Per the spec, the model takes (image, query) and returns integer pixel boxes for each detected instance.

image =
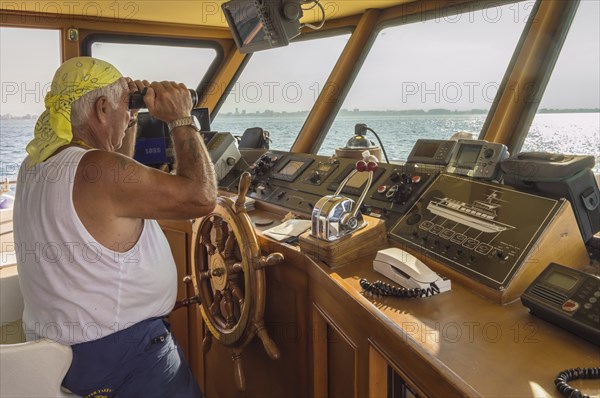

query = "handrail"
[1,179,17,196]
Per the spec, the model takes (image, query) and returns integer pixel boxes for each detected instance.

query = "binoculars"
[128,87,198,109]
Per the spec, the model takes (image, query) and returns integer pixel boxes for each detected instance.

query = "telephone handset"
[362,248,451,298]
[374,248,439,288]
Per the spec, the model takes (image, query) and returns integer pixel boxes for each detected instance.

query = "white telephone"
[373,248,451,293]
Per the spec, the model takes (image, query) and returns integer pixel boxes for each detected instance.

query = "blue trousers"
[62,318,202,398]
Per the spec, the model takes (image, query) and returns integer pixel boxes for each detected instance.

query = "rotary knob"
[226,157,237,166]
[309,170,321,183]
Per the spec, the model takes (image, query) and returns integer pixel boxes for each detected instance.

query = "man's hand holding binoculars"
[127,79,198,123]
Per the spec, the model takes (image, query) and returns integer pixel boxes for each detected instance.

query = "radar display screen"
[456,144,481,169]
[413,142,440,158]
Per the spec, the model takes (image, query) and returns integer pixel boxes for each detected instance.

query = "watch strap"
[167,116,200,132]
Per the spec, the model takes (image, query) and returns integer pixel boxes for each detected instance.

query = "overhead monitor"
[222,0,302,54]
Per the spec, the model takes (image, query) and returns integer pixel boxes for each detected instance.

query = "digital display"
[456,144,482,169]
[279,160,305,177]
[545,272,578,291]
[414,142,440,158]
[226,3,268,46]
[346,171,370,189]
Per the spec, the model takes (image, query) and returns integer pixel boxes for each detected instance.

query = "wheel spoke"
[219,222,230,253]
[230,262,243,274]
[201,220,216,255]
[222,289,237,328]
[229,281,245,308]
[213,217,226,253]
[213,314,227,329]
[224,231,236,259]
[210,290,222,316]
[199,270,212,280]
[209,290,228,328]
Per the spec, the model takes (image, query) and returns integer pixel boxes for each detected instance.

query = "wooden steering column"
[190,172,283,391]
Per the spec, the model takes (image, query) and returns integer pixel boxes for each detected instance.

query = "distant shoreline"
[2,108,599,120]
[217,108,600,118]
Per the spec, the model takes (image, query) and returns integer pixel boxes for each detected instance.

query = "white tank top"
[14,147,177,345]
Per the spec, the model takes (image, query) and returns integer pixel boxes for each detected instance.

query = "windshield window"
[212,33,351,150]
[90,41,217,91]
[522,1,600,172]
[320,2,534,160]
[1,27,61,183]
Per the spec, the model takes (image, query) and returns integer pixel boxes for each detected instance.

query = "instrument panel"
[219,150,439,226]
[389,174,563,291]
[218,147,587,302]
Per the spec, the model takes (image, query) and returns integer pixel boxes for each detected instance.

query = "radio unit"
[406,139,456,166]
[446,139,508,180]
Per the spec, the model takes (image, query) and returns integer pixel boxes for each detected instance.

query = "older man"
[14,57,215,397]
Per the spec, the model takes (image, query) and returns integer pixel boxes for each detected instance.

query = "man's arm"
[74,81,217,220]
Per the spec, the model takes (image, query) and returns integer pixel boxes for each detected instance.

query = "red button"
[561,299,579,313]
[411,175,421,184]
[377,185,387,194]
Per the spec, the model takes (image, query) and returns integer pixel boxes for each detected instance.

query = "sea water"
[1,113,599,187]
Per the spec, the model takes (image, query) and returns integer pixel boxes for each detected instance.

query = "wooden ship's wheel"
[190,172,284,391]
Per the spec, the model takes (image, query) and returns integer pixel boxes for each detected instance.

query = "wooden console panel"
[161,205,599,397]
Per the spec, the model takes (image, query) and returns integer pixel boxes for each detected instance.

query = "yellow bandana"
[26,57,123,166]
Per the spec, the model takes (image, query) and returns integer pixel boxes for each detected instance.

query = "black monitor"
[133,108,211,166]
[222,0,302,54]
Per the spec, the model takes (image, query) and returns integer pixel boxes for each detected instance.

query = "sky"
[0,0,598,116]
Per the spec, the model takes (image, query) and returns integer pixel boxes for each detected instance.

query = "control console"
[219,150,439,226]
[388,173,579,302]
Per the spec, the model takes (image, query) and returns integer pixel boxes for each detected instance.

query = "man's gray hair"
[71,79,125,129]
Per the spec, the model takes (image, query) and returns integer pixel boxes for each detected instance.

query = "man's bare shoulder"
[75,150,145,186]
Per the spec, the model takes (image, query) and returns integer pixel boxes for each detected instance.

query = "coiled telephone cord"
[359,278,440,298]
[555,367,599,398]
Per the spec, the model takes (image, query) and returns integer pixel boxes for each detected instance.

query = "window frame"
[299,0,542,155]
[212,27,354,135]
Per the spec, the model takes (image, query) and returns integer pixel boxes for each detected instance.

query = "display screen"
[226,3,268,46]
[346,171,370,189]
[279,160,305,177]
[414,142,440,158]
[456,144,482,169]
[545,272,578,291]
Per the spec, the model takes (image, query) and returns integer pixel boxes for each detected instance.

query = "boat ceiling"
[1,1,416,27]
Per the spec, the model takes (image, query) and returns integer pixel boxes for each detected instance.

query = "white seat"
[0,339,78,397]
[1,263,79,397]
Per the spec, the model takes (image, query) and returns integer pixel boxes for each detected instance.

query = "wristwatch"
[167,115,201,133]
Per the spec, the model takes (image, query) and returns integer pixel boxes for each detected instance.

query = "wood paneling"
[160,225,191,361]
